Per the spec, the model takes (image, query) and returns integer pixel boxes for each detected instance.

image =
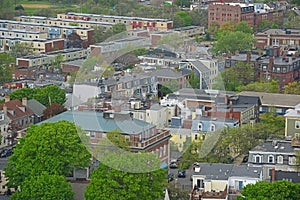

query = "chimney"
[22,97,27,107]
[269,57,274,73]
[224,95,229,105]
[246,52,251,63]
[3,105,7,115]
[271,167,275,182]
[5,96,10,103]
[114,105,121,112]
[273,46,279,57]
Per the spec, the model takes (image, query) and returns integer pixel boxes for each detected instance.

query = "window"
[194,134,198,140]
[198,123,202,131]
[295,121,300,129]
[90,132,95,138]
[254,155,262,163]
[125,135,130,142]
[268,155,274,163]
[289,156,296,165]
[235,180,243,190]
[277,155,283,164]
[196,179,204,189]
[179,134,182,139]
[295,133,300,139]
[210,124,215,132]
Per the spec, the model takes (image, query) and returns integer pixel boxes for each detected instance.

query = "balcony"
[190,185,227,200]
[129,129,170,149]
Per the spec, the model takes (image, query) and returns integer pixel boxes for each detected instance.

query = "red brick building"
[255,28,300,49]
[208,2,255,28]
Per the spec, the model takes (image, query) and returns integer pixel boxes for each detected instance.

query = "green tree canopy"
[10,43,34,58]
[10,174,74,200]
[33,85,66,107]
[188,71,200,89]
[234,21,253,34]
[237,180,300,200]
[0,52,14,84]
[160,80,179,96]
[212,31,256,55]
[284,81,300,95]
[112,23,127,34]
[237,80,279,93]
[5,121,91,188]
[85,153,166,200]
[173,11,192,28]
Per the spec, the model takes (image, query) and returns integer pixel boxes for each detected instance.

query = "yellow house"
[169,128,191,152]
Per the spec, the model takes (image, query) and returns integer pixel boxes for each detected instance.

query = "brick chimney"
[271,167,275,182]
[246,52,251,63]
[3,104,7,115]
[5,96,10,103]
[22,97,27,107]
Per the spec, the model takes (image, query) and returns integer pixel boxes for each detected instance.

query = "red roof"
[0,99,34,120]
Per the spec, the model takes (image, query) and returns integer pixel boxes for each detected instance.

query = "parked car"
[0,149,13,158]
[169,159,178,168]
[178,170,186,178]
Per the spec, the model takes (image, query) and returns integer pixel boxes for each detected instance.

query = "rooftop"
[40,110,155,135]
[193,163,262,180]
[250,140,296,153]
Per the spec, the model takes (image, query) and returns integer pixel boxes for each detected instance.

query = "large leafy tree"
[85,153,166,200]
[284,81,300,95]
[10,174,74,200]
[43,103,67,119]
[173,11,192,28]
[237,80,279,93]
[234,21,253,34]
[237,180,300,200]
[9,85,66,107]
[0,52,14,84]
[188,71,200,89]
[10,43,33,58]
[33,85,66,107]
[5,121,91,188]
[212,31,256,55]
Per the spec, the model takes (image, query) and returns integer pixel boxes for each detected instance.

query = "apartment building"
[57,12,173,31]
[0,36,64,53]
[0,19,94,45]
[0,28,47,39]
[16,48,90,68]
[255,28,300,49]
[208,2,255,28]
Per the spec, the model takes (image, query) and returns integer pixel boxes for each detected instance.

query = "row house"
[191,163,262,200]
[248,140,299,181]
[15,15,113,32]
[0,19,94,46]
[98,74,157,99]
[90,36,151,55]
[57,12,173,31]
[0,37,64,53]
[208,2,255,28]
[179,60,211,89]
[255,28,300,49]
[208,94,261,125]
[17,48,90,68]
[173,26,205,42]
[0,97,34,146]
[0,28,47,39]
[151,68,189,93]
[225,49,300,91]
[41,110,171,165]
[238,91,300,115]
[137,55,181,69]
[254,9,285,30]
[284,103,300,141]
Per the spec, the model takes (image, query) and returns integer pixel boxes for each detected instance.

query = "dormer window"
[210,124,215,132]
[277,155,283,164]
[254,155,262,163]
[268,155,274,163]
[295,121,300,129]
[198,123,202,131]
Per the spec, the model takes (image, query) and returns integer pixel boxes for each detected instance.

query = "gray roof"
[194,116,239,123]
[27,99,46,117]
[238,91,300,108]
[193,163,262,180]
[40,110,155,134]
[229,53,261,62]
[250,140,296,153]
[274,170,300,183]
[62,59,86,67]
[150,103,164,111]
[189,60,210,73]
[151,68,185,78]
[64,94,84,109]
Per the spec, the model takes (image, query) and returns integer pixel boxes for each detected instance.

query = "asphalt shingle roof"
[27,99,46,117]
[250,140,295,153]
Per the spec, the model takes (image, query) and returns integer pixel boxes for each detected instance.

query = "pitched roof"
[238,91,300,108]
[0,99,34,120]
[193,163,262,180]
[151,68,185,78]
[250,140,295,153]
[27,99,46,117]
[40,110,155,135]
[274,170,300,183]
